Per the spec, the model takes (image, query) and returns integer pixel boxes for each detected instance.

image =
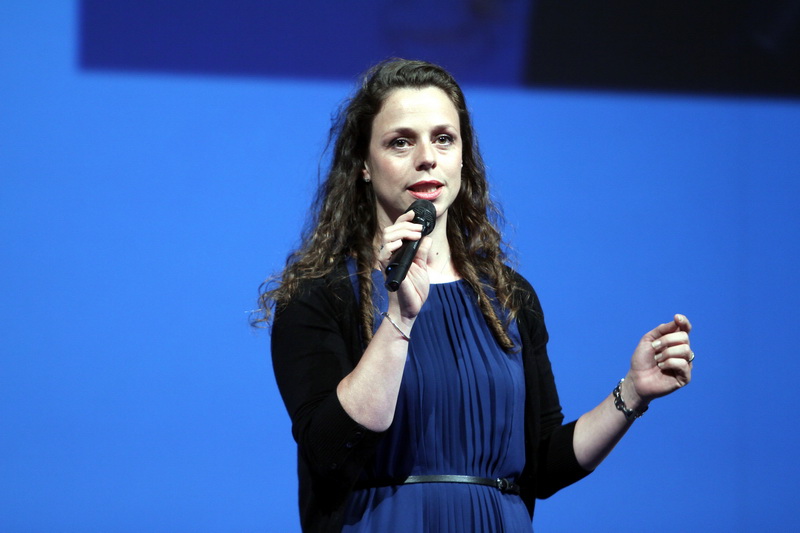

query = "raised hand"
[628,314,694,403]
[378,209,433,322]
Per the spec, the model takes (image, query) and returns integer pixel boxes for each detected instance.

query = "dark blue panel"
[525,0,800,98]
[80,0,800,97]
[79,0,532,86]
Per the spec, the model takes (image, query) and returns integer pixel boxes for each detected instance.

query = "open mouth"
[408,181,443,200]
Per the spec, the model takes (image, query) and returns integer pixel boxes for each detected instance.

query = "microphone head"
[407,199,436,236]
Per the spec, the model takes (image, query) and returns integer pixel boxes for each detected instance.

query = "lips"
[408,180,443,201]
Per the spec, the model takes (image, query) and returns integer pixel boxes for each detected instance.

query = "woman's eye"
[435,134,453,145]
[391,138,410,148]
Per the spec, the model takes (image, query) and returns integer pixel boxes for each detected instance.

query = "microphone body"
[384,200,436,292]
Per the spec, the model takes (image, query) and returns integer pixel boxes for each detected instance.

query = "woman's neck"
[426,225,459,282]
[427,250,459,283]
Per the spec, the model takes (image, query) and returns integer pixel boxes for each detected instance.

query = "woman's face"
[364,86,462,228]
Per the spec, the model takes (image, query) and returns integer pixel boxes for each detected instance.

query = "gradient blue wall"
[2,3,800,531]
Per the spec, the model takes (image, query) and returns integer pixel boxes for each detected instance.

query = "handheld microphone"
[384,199,436,292]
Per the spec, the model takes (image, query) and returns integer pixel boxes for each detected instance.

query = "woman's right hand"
[335,212,432,431]
[378,209,433,323]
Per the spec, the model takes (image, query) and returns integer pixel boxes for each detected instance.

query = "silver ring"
[688,351,695,363]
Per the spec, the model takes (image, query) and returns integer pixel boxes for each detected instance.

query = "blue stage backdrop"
[2,3,800,532]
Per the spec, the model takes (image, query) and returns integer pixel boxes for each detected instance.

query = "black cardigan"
[271,261,590,532]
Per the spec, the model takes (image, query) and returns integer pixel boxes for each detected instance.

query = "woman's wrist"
[387,300,418,328]
[620,373,650,412]
[381,311,411,341]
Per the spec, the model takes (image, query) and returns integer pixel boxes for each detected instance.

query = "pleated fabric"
[342,271,531,532]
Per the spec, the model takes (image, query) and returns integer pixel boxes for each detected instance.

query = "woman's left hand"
[628,314,694,404]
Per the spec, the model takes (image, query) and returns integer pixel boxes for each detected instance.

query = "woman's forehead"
[373,87,459,130]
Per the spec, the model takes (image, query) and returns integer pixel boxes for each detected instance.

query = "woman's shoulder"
[502,266,548,348]
[276,259,356,315]
[504,265,532,289]
[501,265,541,309]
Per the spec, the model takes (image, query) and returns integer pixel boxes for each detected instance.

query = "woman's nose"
[415,142,437,171]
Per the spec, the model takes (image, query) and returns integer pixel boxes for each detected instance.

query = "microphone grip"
[384,238,422,292]
[383,199,436,292]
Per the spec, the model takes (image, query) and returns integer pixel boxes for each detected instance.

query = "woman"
[257,59,693,532]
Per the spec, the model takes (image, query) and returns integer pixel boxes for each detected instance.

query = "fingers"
[378,211,425,263]
[675,313,692,333]
[650,314,692,339]
[631,315,695,397]
[652,354,692,387]
[650,325,693,388]
[651,328,694,367]
[384,222,423,244]
[653,339,693,364]
[393,236,432,320]
[652,330,689,352]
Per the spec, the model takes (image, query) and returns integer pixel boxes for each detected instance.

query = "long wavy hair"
[256,59,523,351]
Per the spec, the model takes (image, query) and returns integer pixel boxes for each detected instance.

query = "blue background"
[3,3,800,531]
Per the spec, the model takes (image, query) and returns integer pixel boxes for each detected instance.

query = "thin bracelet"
[381,312,410,341]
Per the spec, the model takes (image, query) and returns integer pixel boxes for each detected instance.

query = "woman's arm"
[335,308,419,432]
[336,214,433,432]
[573,315,694,471]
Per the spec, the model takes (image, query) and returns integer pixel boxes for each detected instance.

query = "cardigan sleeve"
[271,273,384,503]
[514,272,591,505]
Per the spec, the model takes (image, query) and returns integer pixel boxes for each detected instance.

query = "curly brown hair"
[256,59,523,351]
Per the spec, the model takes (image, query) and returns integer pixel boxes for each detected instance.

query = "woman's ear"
[362,164,371,183]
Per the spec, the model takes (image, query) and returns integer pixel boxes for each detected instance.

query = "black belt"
[355,475,521,495]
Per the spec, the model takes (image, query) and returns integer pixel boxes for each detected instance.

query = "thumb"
[415,236,433,267]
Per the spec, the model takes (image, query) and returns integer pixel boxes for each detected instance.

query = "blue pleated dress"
[341,268,532,532]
